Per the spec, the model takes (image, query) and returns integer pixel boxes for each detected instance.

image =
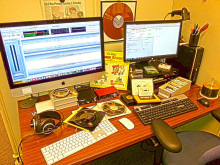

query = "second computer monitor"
[124,20,182,64]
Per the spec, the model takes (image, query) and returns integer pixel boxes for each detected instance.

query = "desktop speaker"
[166,44,204,84]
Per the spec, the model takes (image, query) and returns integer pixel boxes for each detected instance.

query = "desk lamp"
[165,7,190,21]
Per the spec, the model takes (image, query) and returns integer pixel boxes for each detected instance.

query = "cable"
[196,86,202,99]
[164,12,171,20]
[17,133,43,165]
[141,139,156,152]
[58,110,65,125]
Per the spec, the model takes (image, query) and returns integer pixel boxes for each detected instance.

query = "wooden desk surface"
[18,85,220,165]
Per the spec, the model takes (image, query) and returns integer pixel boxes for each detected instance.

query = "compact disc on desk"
[73,109,98,128]
[52,88,70,98]
[101,101,126,116]
[103,2,134,40]
[67,108,106,131]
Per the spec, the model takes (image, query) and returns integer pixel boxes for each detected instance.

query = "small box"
[158,77,191,98]
[121,93,136,106]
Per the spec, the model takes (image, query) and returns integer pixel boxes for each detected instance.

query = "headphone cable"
[17,132,44,165]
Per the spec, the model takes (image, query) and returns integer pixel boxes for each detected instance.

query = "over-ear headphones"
[30,111,62,135]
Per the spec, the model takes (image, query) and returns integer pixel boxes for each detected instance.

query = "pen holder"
[189,33,200,47]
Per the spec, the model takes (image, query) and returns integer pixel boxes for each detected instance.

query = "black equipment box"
[77,88,97,105]
[166,44,204,84]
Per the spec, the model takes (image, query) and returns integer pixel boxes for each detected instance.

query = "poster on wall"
[40,0,85,20]
[101,1,137,43]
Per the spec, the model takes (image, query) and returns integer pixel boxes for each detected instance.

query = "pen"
[199,23,209,33]
[194,27,200,35]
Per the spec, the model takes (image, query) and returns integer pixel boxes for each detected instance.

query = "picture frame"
[101,1,137,43]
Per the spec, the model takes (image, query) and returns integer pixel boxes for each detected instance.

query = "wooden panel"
[18,85,220,165]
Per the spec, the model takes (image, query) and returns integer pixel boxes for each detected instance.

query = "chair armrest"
[211,108,220,122]
[151,119,182,153]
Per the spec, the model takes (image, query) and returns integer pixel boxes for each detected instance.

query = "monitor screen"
[124,20,182,62]
[0,17,104,97]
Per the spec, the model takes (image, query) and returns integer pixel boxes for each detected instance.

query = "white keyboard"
[41,120,118,165]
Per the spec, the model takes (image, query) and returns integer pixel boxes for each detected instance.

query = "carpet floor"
[85,141,154,165]
[0,112,15,165]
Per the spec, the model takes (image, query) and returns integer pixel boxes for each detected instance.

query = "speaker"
[30,111,62,135]
[166,44,204,84]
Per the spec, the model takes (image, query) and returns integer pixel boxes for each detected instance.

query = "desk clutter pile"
[36,51,191,113]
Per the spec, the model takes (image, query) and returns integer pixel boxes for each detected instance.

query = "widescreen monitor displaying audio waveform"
[0,17,104,97]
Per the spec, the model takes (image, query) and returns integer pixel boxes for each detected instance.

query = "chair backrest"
[198,145,220,165]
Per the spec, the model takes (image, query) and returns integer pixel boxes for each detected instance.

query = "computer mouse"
[197,98,210,107]
[119,118,134,130]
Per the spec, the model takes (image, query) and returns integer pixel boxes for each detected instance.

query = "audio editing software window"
[0,21,102,85]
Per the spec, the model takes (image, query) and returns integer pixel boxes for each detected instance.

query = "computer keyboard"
[41,119,118,165]
[134,94,198,125]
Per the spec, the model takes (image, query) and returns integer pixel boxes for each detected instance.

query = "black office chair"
[150,108,220,165]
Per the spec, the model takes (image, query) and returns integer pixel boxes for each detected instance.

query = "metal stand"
[18,94,39,109]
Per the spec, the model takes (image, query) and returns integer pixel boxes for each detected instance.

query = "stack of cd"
[49,86,78,110]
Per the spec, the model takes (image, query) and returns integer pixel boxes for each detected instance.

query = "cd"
[101,101,126,116]
[121,93,136,106]
[126,95,133,100]
[103,2,134,40]
[52,88,70,98]
[68,108,106,131]
[73,109,97,128]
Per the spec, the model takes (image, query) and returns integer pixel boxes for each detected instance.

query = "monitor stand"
[147,58,161,69]
[19,94,39,109]
[134,58,162,70]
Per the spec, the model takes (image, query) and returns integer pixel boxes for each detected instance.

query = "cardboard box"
[158,77,191,98]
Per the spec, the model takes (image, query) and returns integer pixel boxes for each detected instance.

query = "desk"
[18,85,220,165]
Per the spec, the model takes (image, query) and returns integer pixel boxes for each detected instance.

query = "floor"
[86,141,154,165]
[0,112,15,165]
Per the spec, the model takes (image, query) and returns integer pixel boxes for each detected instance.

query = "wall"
[173,0,220,135]
[173,0,220,92]
[104,0,174,52]
[0,0,173,153]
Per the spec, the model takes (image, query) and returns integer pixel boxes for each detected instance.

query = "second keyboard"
[134,94,198,125]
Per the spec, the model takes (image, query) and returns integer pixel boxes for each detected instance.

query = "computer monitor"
[124,20,182,67]
[0,17,104,99]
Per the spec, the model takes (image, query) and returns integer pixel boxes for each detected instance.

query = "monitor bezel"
[124,20,182,62]
[0,17,105,90]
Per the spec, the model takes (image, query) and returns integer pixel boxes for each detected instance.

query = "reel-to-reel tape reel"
[98,100,131,119]
[101,101,126,116]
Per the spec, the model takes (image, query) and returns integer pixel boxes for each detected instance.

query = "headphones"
[30,111,62,135]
